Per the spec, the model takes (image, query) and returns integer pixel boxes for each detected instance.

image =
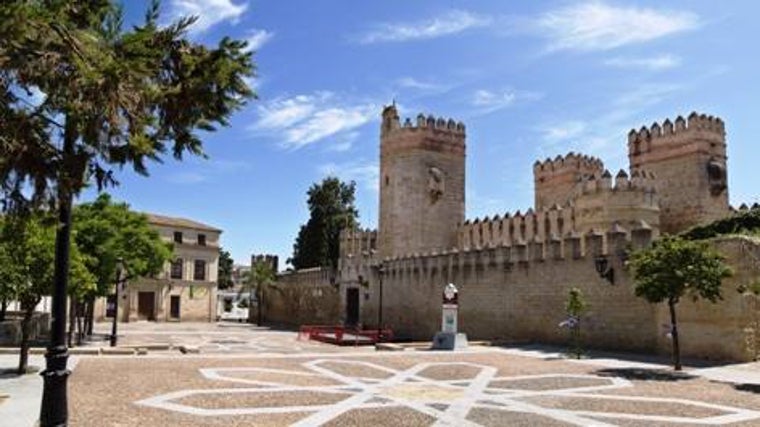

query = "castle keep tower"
[378,105,465,258]
[534,153,604,210]
[628,112,729,234]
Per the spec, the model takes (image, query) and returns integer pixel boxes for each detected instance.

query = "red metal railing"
[298,325,393,345]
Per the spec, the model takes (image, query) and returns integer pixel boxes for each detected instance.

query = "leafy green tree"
[1,2,253,418]
[289,177,358,269]
[0,220,23,322]
[217,249,234,290]
[73,193,172,335]
[560,287,588,359]
[629,235,732,370]
[243,261,276,325]
[0,214,94,374]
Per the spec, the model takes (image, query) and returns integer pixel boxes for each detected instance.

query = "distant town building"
[96,213,222,322]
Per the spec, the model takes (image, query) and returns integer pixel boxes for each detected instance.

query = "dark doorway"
[346,288,360,326]
[170,295,181,320]
[137,292,156,321]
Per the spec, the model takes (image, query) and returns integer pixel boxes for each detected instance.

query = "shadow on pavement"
[594,367,697,382]
[734,383,760,394]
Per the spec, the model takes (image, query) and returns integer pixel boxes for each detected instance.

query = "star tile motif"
[136,359,760,426]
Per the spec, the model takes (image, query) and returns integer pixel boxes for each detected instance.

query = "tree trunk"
[257,284,263,326]
[0,299,7,322]
[85,295,95,336]
[248,286,255,324]
[18,304,36,375]
[76,303,83,346]
[668,298,682,371]
[67,298,75,347]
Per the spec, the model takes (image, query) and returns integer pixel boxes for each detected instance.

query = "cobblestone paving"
[70,348,760,426]
[91,322,354,354]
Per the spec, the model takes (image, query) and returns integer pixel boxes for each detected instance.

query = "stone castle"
[264,105,759,362]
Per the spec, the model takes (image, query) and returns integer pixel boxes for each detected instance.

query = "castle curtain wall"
[278,235,758,362]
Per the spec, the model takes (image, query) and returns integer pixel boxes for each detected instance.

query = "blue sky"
[93,0,760,266]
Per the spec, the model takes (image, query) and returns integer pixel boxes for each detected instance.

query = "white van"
[217,291,254,322]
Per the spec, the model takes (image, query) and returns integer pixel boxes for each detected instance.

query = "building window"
[194,259,206,281]
[171,258,183,280]
[198,234,206,246]
[173,231,183,244]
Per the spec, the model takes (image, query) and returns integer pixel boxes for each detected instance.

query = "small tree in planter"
[560,287,588,359]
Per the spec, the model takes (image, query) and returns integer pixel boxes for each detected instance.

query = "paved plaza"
[3,323,760,426]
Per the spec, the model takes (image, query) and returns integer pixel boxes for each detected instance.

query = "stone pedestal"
[431,332,468,350]
[430,283,467,350]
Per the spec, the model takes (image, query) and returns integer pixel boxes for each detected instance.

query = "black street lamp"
[39,160,74,426]
[110,258,127,347]
[376,263,385,342]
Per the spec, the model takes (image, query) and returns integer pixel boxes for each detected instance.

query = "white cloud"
[395,77,446,92]
[533,82,685,168]
[533,1,698,51]
[252,92,378,150]
[326,132,359,152]
[540,121,587,142]
[604,54,681,71]
[167,0,247,34]
[319,161,379,192]
[357,10,491,44]
[471,89,541,114]
[473,89,516,108]
[244,29,273,51]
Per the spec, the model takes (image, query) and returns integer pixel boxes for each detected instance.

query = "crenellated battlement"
[252,254,280,273]
[457,203,575,250]
[628,112,725,158]
[576,168,657,195]
[385,222,654,274]
[459,166,659,251]
[628,111,729,234]
[533,152,604,175]
[339,227,378,258]
[381,105,465,136]
[534,152,605,210]
[573,168,660,235]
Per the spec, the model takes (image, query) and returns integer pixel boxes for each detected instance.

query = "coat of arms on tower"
[428,166,445,202]
[707,159,727,196]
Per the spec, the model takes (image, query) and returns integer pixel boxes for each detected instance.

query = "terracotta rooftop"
[145,213,222,233]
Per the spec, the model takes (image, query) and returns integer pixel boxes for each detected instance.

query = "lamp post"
[111,257,126,347]
[376,264,385,342]
[110,258,126,347]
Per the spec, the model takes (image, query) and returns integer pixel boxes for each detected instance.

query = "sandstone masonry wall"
[264,267,340,327]
[628,112,729,234]
[378,106,465,258]
[534,153,604,210]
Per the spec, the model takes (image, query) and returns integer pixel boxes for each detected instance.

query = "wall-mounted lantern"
[594,255,615,285]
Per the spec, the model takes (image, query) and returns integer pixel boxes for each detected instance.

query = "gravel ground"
[467,408,575,426]
[177,390,351,409]
[523,394,726,417]
[68,350,760,426]
[322,407,435,426]
[489,376,610,391]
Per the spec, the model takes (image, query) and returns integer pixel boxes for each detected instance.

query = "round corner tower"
[378,105,465,258]
[628,112,729,234]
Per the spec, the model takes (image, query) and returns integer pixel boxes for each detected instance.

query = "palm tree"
[242,262,276,325]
